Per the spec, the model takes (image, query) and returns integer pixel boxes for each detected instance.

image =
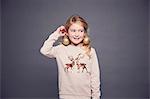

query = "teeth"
[73,36,80,39]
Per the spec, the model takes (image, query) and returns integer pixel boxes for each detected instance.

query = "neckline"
[68,44,87,52]
[69,43,83,48]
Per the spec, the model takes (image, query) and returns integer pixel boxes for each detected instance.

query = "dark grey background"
[0,0,1,98]
[1,0,149,99]
[149,0,150,98]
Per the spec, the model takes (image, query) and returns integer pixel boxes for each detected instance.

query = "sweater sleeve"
[90,48,101,99]
[40,31,60,58]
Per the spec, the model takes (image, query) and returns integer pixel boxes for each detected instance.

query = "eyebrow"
[69,28,84,30]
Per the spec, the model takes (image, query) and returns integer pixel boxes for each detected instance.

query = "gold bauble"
[62,35,70,46]
[83,36,90,45]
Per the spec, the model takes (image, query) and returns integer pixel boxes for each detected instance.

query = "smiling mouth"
[73,36,80,40]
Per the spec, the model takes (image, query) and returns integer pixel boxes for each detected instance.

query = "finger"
[59,32,66,36]
[60,29,66,33]
[60,26,66,30]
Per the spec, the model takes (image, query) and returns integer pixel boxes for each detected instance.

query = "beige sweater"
[40,31,101,99]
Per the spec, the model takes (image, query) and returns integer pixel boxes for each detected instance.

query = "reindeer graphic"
[64,56,75,72]
[64,53,88,73]
[75,53,88,73]
[77,63,88,73]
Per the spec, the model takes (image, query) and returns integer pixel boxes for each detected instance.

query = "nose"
[75,31,80,35]
[74,33,80,37]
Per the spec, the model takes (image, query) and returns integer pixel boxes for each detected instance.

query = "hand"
[56,26,66,37]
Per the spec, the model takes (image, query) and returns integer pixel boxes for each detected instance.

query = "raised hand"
[55,26,67,37]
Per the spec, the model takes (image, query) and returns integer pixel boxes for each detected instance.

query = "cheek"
[68,31,74,35]
[80,32,85,37]
[68,33,74,37]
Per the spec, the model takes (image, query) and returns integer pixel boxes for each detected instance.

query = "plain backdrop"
[1,0,149,99]
[0,0,1,98]
[149,0,150,98]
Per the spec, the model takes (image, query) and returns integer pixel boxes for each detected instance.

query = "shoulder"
[90,47,97,54]
[54,43,67,50]
[90,47,100,57]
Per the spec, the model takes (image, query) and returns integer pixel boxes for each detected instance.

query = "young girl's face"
[67,23,85,45]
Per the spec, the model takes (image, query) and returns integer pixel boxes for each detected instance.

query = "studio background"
[1,0,149,99]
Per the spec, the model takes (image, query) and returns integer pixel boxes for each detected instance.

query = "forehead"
[69,23,84,29]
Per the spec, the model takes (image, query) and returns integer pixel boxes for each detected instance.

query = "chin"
[70,38,83,45]
[71,41,82,45]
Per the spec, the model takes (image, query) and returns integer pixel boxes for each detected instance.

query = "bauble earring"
[83,35,90,45]
[62,35,70,46]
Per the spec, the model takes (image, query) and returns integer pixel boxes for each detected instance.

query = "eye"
[80,30,84,32]
[79,29,84,33]
[70,29,76,32]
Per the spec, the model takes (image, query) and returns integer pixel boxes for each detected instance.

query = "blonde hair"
[64,15,91,57]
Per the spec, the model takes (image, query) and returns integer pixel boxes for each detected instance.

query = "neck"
[71,43,83,47]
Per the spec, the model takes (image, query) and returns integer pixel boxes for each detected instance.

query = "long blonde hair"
[64,15,91,57]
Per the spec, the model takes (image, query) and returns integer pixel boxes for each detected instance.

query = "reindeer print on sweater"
[64,53,89,73]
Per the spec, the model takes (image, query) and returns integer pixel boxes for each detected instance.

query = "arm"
[90,48,101,99]
[40,26,65,58]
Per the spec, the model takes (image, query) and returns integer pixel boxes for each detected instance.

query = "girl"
[40,15,101,99]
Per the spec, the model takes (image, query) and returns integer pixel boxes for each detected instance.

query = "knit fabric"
[40,32,101,99]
